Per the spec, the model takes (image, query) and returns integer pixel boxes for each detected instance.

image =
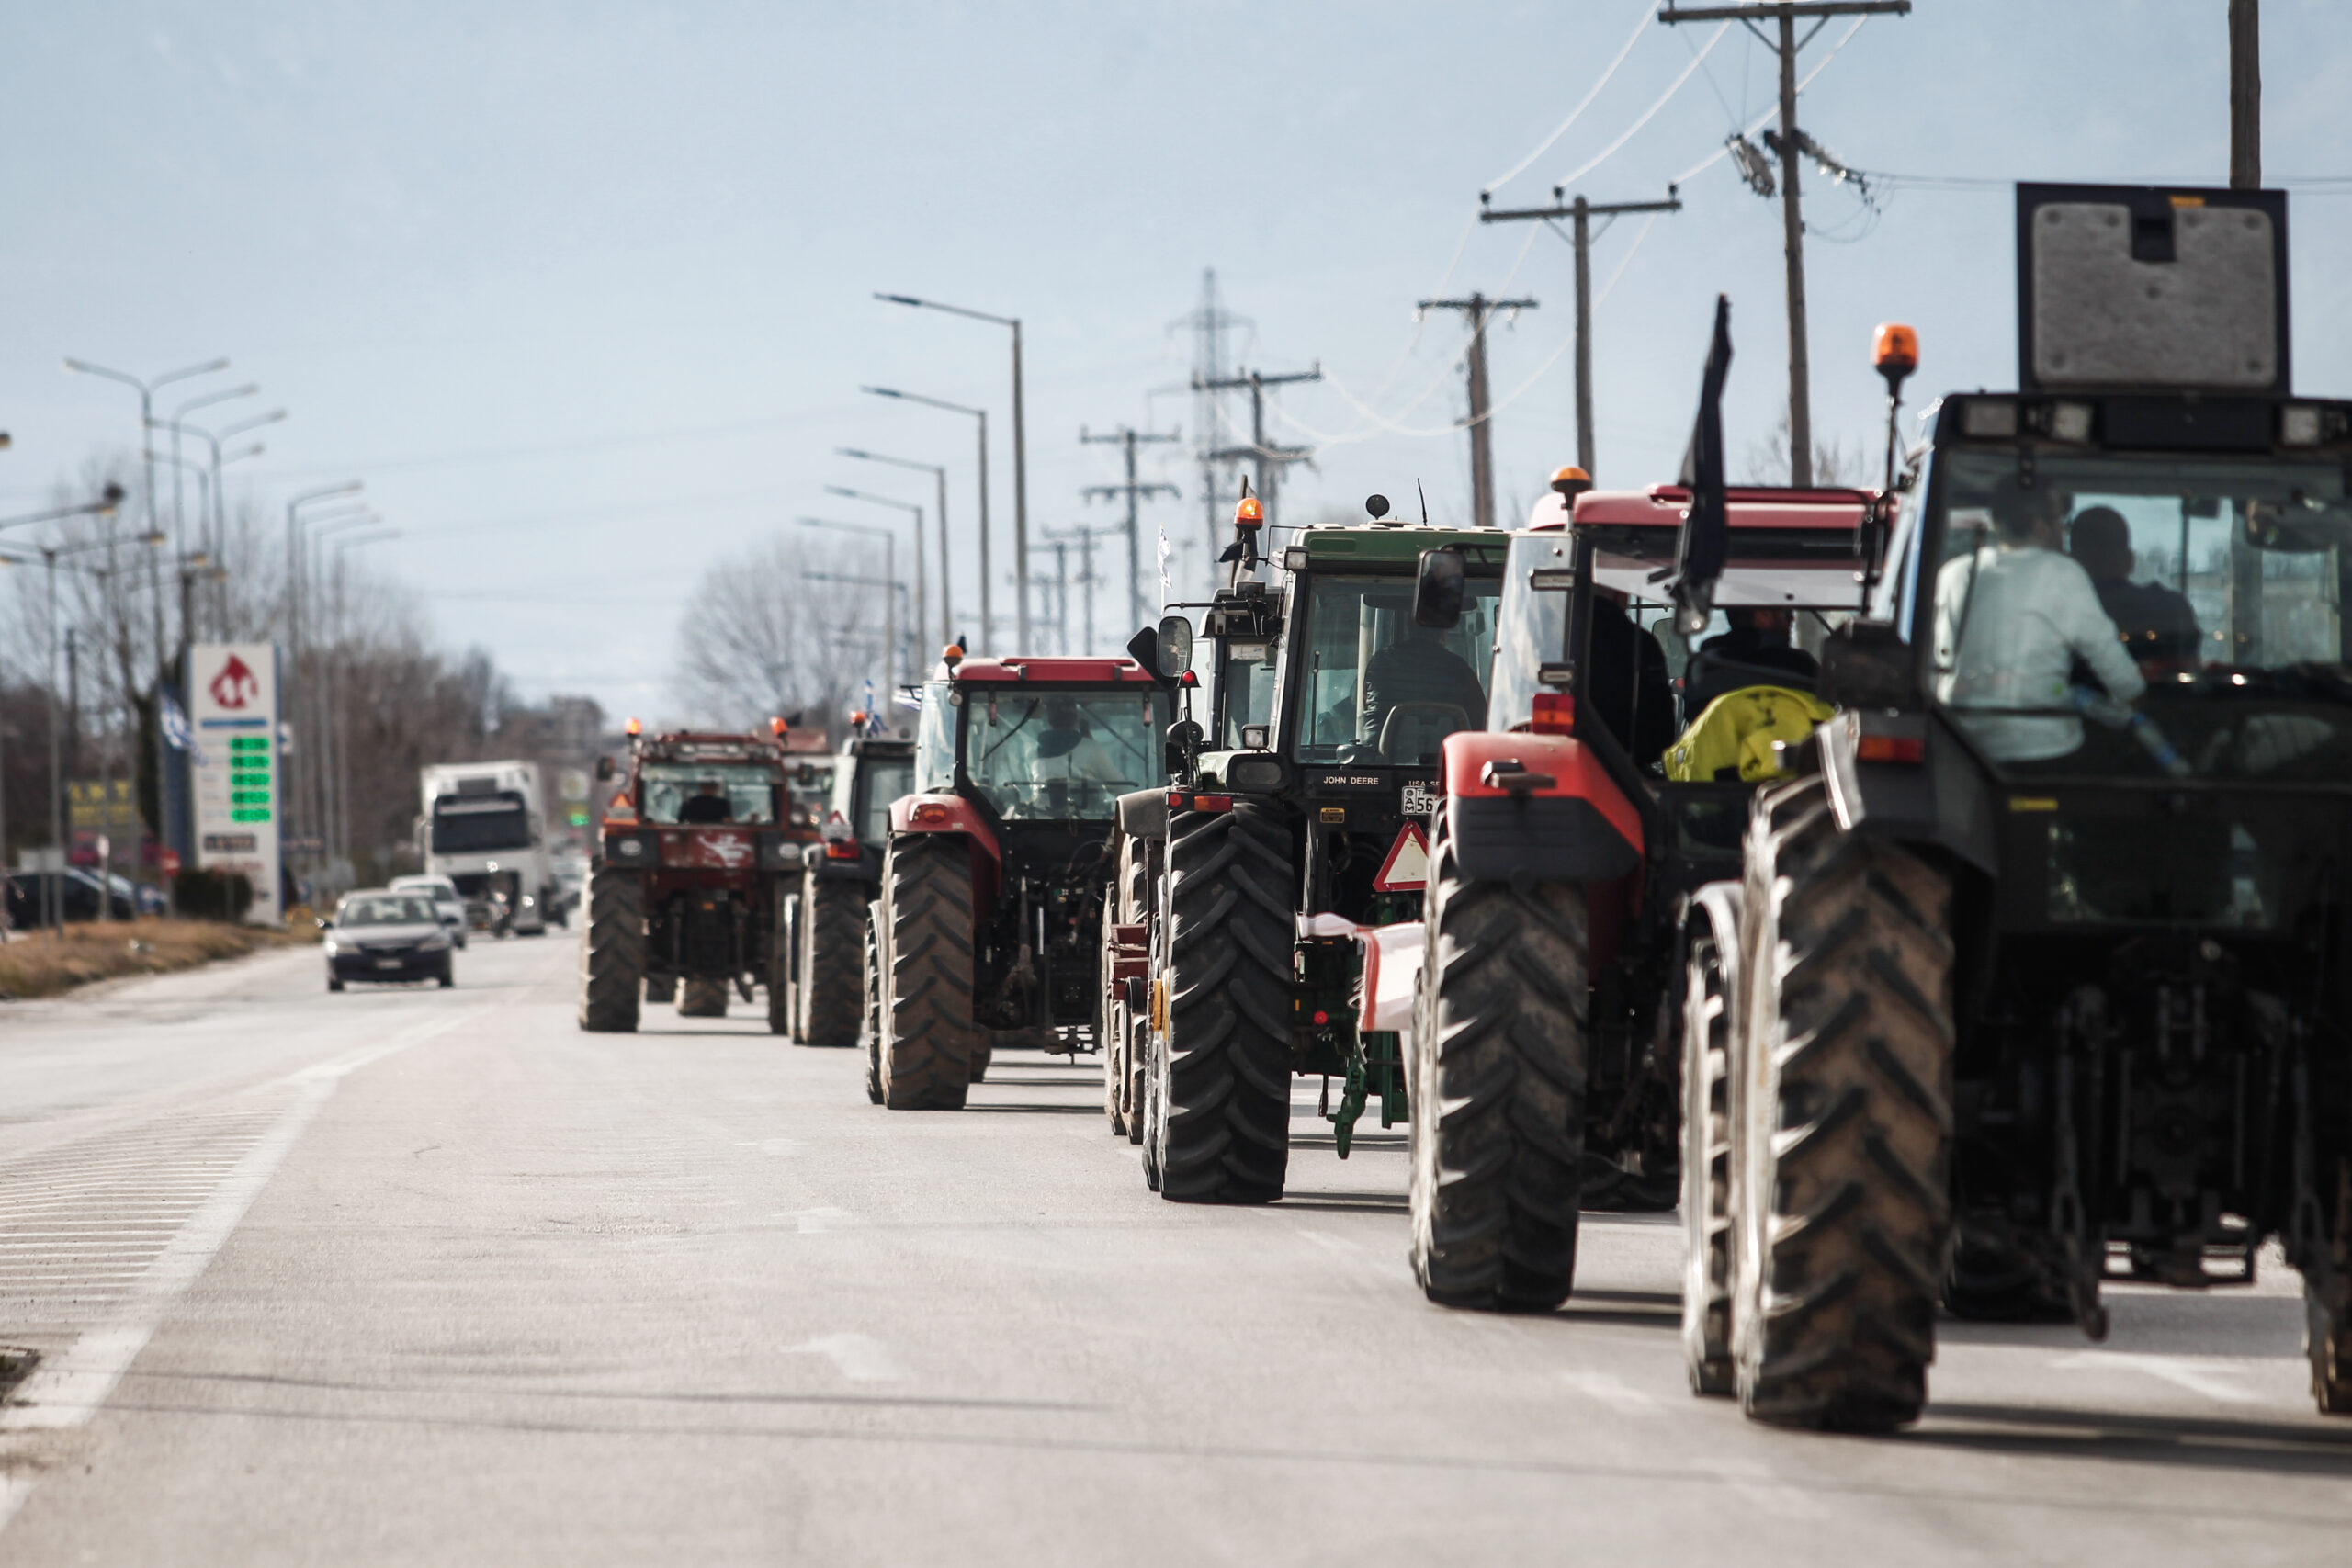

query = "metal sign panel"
[187,643,282,925]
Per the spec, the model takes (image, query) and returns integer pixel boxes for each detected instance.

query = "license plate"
[1400,783,1439,817]
[375,958,404,969]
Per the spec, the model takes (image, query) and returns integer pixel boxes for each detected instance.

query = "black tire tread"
[1682,910,1736,1395]
[1737,773,1955,1434]
[800,875,867,1047]
[678,976,729,1018]
[879,836,976,1110]
[1409,835,1586,1311]
[578,867,643,1032]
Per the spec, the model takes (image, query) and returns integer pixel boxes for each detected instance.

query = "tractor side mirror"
[1165,718,1204,778]
[1414,547,1465,629]
[1156,614,1193,678]
[594,755,615,782]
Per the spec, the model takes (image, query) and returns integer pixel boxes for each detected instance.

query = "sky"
[3,0,2347,726]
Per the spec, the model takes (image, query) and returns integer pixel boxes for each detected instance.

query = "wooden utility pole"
[1198,366,1321,532]
[1418,294,1539,528]
[1080,424,1180,630]
[1480,190,1680,475]
[2230,0,2260,188]
[1661,2,1911,486]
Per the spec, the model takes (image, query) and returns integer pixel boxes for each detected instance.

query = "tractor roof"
[634,731,787,763]
[1540,484,1875,535]
[945,655,1158,685]
[1286,523,1498,565]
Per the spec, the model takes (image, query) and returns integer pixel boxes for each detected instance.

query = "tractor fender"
[1114,786,1169,840]
[1815,710,1998,877]
[1440,731,1643,884]
[888,795,1003,916]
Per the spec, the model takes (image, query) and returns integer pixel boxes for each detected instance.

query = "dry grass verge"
[0,918,316,1001]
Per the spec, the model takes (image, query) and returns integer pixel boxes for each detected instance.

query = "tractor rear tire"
[679,977,730,1018]
[1156,801,1293,1204]
[1408,834,1587,1311]
[578,867,643,1033]
[1102,836,1151,1134]
[799,875,866,1048]
[1681,902,1737,1396]
[1733,773,1955,1433]
[861,901,886,1105]
[878,836,977,1110]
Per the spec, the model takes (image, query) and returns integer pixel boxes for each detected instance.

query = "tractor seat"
[1375,702,1472,766]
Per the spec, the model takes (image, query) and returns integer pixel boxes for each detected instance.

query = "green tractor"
[1119,493,1505,1201]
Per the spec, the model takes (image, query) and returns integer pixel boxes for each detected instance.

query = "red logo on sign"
[209,654,259,710]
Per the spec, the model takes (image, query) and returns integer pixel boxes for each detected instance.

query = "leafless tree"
[1741,407,1865,489]
[674,533,889,743]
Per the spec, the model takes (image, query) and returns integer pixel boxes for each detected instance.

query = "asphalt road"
[0,931,2345,1564]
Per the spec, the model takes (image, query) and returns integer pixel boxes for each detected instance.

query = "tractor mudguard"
[1440,731,1643,884]
[1114,787,1170,840]
[888,794,1002,915]
[1815,710,1999,876]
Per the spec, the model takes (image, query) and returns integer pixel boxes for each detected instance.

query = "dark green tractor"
[1121,495,1505,1202]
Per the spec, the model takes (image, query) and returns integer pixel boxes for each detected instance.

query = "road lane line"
[785,1333,906,1382]
[2052,1349,2267,1404]
[0,1002,496,1534]
[1557,1368,1660,1416]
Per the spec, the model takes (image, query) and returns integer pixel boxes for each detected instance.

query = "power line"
[1414,295,1537,530]
[1196,366,1321,536]
[1481,0,1658,195]
[1080,424,1180,630]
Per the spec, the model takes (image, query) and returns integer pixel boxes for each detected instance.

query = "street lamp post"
[874,294,1030,648]
[797,517,901,687]
[836,446,952,651]
[153,410,282,637]
[162,382,256,566]
[820,487,925,672]
[326,529,398,873]
[285,483,363,874]
[864,387,990,649]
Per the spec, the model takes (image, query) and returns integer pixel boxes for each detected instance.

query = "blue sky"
[3,1,2346,722]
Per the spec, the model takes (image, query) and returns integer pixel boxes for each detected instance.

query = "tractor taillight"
[910,802,953,825]
[1191,795,1233,813]
[1532,692,1576,734]
[824,840,862,859]
[1857,734,1926,765]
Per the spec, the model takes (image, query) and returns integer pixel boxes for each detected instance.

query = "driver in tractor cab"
[1683,606,1819,714]
[2066,505,2203,671]
[678,779,733,824]
[1035,694,1123,784]
[1932,487,2144,764]
[1360,619,1490,757]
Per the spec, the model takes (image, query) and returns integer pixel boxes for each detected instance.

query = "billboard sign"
[187,643,282,925]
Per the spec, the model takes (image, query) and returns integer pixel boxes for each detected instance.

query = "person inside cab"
[2065,505,2202,671]
[1361,621,1490,760]
[678,779,733,823]
[1682,606,1820,715]
[1586,584,1679,767]
[1034,694,1123,783]
[1933,490,2143,763]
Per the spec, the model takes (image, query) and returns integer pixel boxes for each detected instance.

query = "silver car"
[389,874,469,949]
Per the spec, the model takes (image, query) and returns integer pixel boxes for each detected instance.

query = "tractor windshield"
[1295,572,1501,765]
[639,762,778,825]
[962,686,1164,822]
[1928,449,2352,780]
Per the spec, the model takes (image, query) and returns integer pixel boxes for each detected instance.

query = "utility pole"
[1416,294,1538,528]
[2230,0,2260,188]
[1080,424,1180,629]
[1480,189,1680,476]
[1045,523,1116,655]
[1172,270,1251,584]
[1198,367,1321,534]
[1661,3,1909,486]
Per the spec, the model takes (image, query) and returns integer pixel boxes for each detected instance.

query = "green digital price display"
[230,790,271,807]
[230,736,269,752]
[231,807,272,823]
[231,772,270,789]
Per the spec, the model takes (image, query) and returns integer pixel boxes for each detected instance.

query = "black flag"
[1670,294,1733,636]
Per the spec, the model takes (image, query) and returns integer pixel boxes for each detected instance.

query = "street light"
[820,485,925,665]
[797,516,903,686]
[285,483,362,865]
[153,409,283,636]
[873,293,1030,648]
[837,446,952,650]
[321,528,398,872]
[163,382,256,565]
[865,386,994,650]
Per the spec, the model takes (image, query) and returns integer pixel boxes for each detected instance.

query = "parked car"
[388,874,469,949]
[5,868,135,926]
[324,889,455,991]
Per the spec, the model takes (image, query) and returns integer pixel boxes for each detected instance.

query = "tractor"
[1115,494,1506,1202]
[865,649,1172,1110]
[779,733,914,1045]
[578,723,814,1032]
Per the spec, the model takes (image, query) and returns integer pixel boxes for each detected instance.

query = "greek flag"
[861,680,886,736]
[161,693,194,751]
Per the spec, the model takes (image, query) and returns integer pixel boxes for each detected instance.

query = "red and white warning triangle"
[1372,822,1430,892]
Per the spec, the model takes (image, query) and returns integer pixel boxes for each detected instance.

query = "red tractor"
[865,649,1173,1109]
[579,724,817,1032]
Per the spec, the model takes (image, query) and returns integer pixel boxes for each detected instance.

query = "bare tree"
[674,534,888,742]
[1742,407,1865,489]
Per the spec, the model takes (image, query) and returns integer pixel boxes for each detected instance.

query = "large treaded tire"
[577,867,643,1032]
[678,976,730,1018]
[878,836,977,1110]
[1733,773,1956,1433]
[799,874,867,1048]
[1155,802,1294,1204]
[861,901,886,1105]
[769,885,795,1036]
[1408,830,1587,1311]
[1680,900,1737,1396]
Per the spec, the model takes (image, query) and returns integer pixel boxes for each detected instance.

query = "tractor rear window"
[964,688,1163,822]
[1929,450,2352,778]
[1295,572,1500,764]
[857,757,912,841]
[639,763,776,825]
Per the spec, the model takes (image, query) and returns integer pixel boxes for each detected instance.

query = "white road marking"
[0,1004,494,1535]
[1557,1368,1660,1416]
[789,1207,854,1234]
[2052,1350,2266,1404]
[1295,1228,1363,1255]
[1697,1458,1825,1519]
[785,1333,905,1382]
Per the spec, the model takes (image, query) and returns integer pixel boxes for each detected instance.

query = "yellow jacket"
[1664,685,1838,784]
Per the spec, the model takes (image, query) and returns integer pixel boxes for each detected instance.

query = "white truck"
[418,761,554,937]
